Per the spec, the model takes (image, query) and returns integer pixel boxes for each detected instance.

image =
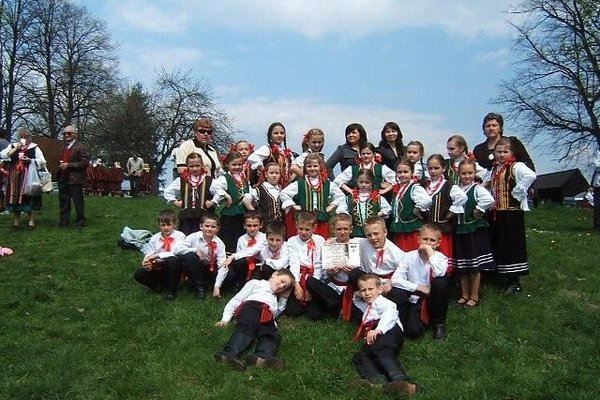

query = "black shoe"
[215,352,246,371]
[504,281,522,294]
[194,287,206,300]
[164,291,177,301]
[433,324,447,340]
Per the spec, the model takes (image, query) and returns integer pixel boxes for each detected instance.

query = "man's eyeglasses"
[195,129,213,135]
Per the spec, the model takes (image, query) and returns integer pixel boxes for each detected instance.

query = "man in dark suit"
[57,125,89,228]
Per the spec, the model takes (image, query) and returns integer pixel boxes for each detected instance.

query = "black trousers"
[130,175,140,197]
[594,187,600,230]
[58,180,85,227]
[220,301,280,359]
[178,252,216,289]
[133,256,182,292]
[391,276,450,339]
[304,277,342,320]
[353,324,408,382]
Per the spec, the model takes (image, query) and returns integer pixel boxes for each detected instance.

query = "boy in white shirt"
[174,213,226,300]
[133,210,186,300]
[215,211,267,296]
[391,223,450,340]
[258,221,291,280]
[351,274,418,395]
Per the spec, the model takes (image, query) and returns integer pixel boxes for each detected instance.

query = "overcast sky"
[76,0,589,176]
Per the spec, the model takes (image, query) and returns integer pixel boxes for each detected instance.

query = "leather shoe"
[433,323,447,340]
[194,287,206,300]
[254,357,285,370]
[215,352,246,371]
[385,381,418,396]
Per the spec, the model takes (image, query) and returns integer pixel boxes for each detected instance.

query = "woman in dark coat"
[375,121,405,170]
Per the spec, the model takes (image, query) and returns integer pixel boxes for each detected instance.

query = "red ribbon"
[161,236,174,251]
[375,249,384,269]
[208,240,217,272]
[246,237,257,280]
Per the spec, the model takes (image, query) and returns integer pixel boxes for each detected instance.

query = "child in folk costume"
[485,137,536,294]
[284,211,326,317]
[244,162,284,228]
[280,153,347,238]
[289,128,325,180]
[454,159,495,307]
[214,269,295,371]
[405,141,429,185]
[133,210,186,300]
[305,214,359,321]
[164,152,214,235]
[424,154,467,272]
[214,212,267,296]
[350,274,418,395]
[390,223,449,340]
[248,122,294,187]
[232,140,254,180]
[334,142,396,195]
[345,169,391,238]
[445,134,485,185]
[389,158,432,251]
[258,221,292,280]
[174,213,226,300]
[210,151,254,253]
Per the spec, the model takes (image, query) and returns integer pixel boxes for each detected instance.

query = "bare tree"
[495,0,600,161]
[0,0,33,138]
[151,68,235,174]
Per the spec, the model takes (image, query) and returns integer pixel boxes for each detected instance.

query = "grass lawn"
[0,195,598,399]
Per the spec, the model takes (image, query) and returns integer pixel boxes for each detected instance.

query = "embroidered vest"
[444,159,460,185]
[296,178,331,221]
[257,184,283,223]
[429,180,454,233]
[456,185,489,234]
[390,183,423,233]
[350,164,383,189]
[491,164,520,210]
[347,193,381,237]
[179,175,212,219]
[221,174,250,216]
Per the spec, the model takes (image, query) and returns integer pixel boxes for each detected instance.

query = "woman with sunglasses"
[176,118,222,178]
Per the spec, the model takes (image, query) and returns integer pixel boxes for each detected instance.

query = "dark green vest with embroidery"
[221,174,250,216]
[296,178,331,221]
[456,185,489,234]
[350,164,383,189]
[347,193,381,237]
[390,183,423,233]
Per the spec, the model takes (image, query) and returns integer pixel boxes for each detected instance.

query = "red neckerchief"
[375,248,384,270]
[426,177,445,195]
[270,245,282,260]
[246,236,258,280]
[298,238,316,294]
[393,182,411,198]
[208,240,217,272]
[307,175,322,192]
[353,304,378,342]
[161,235,174,251]
[231,172,247,188]
[271,144,293,159]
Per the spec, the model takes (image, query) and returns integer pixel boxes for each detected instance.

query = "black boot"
[433,323,447,340]
[378,357,410,382]
[504,277,522,294]
[216,331,254,371]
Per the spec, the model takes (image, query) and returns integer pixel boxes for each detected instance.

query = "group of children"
[134,122,537,394]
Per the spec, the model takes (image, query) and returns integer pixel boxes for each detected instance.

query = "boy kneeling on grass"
[351,273,418,396]
[214,269,295,371]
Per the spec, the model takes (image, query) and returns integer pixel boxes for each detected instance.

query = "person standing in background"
[57,125,89,228]
[127,154,144,197]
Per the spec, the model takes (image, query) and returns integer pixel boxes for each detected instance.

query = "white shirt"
[357,238,406,282]
[459,183,495,212]
[287,234,325,281]
[425,177,467,214]
[391,249,448,303]
[174,232,227,286]
[220,279,288,322]
[259,242,292,271]
[232,232,267,260]
[484,162,536,211]
[353,294,403,334]
[142,230,186,259]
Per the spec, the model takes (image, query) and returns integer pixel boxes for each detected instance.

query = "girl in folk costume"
[346,169,391,238]
[485,137,536,294]
[244,162,284,228]
[164,152,214,235]
[389,158,432,251]
[405,141,429,186]
[247,122,294,187]
[231,140,254,181]
[424,154,467,273]
[445,134,485,185]
[454,159,495,307]
[289,128,325,180]
[211,151,254,253]
[335,142,396,195]
[280,153,347,238]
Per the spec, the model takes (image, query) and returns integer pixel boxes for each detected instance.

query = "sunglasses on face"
[195,129,213,135]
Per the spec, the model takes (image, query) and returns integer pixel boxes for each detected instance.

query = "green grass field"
[0,195,598,399]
